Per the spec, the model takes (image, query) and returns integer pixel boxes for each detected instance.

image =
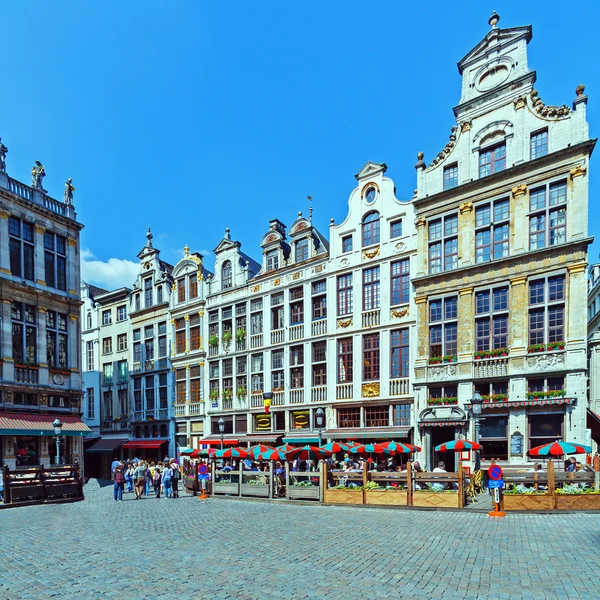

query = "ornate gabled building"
[0,142,90,469]
[412,13,594,468]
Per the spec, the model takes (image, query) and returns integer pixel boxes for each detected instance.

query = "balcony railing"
[14,365,39,384]
[311,319,327,336]
[174,404,186,417]
[272,391,285,406]
[208,346,218,357]
[336,383,353,400]
[390,378,410,396]
[338,419,360,429]
[290,389,304,404]
[250,394,263,408]
[311,386,327,402]
[223,398,233,410]
[189,401,205,416]
[271,329,284,345]
[250,334,263,349]
[362,310,380,328]
[236,340,247,353]
[5,176,77,219]
[289,324,304,341]
[474,357,508,379]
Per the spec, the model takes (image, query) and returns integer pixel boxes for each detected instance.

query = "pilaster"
[415,296,428,359]
[34,224,46,285]
[458,203,474,269]
[509,276,528,352]
[458,287,474,358]
[0,209,10,274]
[511,184,528,255]
[567,263,587,343]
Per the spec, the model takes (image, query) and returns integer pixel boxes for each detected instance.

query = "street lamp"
[471,392,483,471]
[315,408,325,447]
[218,417,225,450]
[52,418,63,465]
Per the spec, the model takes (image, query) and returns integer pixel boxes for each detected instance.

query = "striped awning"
[465,398,575,410]
[326,427,411,440]
[0,412,92,437]
[419,420,466,428]
[122,439,168,449]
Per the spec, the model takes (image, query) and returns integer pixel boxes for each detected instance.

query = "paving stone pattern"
[2,481,600,600]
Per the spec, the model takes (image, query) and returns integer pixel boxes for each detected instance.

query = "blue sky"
[1,2,598,288]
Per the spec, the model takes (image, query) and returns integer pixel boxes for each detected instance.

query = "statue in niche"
[0,138,7,172]
[64,178,75,205]
[31,160,46,189]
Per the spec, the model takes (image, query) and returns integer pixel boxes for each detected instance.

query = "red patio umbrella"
[214,447,249,459]
[435,439,481,452]
[378,441,419,454]
[349,443,388,456]
[285,445,332,461]
[528,440,592,456]
[247,445,275,459]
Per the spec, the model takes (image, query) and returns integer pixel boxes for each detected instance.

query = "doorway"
[430,428,456,472]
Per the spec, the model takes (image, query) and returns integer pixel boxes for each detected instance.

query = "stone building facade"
[0,146,89,469]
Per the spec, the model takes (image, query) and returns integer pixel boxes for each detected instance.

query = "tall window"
[222,261,232,289]
[117,305,127,321]
[429,296,458,358]
[251,309,263,335]
[144,278,153,308]
[362,212,380,247]
[479,142,506,178]
[9,217,34,281]
[12,302,36,364]
[190,314,200,351]
[103,363,113,386]
[312,280,327,321]
[87,388,95,419]
[175,318,186,353]
[46,311,68,369]
[86,340,95,371]
[295,238,309,262]
[102,337,112,354]
[189,274,198,299]
[272,349,284,390]
[390,219,403,239]
[475,287,509,352]
[443,163,458,190]
[145,375,155,413]
[342,235,353,253]
[363,334,380,381]
[391,260,410,305]
[266,250,279,271]
[118,360,128,381]
[271,293,284,330]
[363,267,380,311]
[290,345,304,388]
[390,328,409,378]
[133,329,141,364]
[337,338,353,383]
[102,310,111,326]
[428,214,458,274]
[158,322,167,358]
[157,285,163,304]
[529,275,565,345]
[117,333,127,352]
[190,366,201,402]
[177,278,186,303]
[290,286,304,325]
[529,180,567,250]
[176,368,186,403]
[337,274,353,316]
[475,198,509,263]
[44,232,67,290]
[133,378,142,412]
[531,129,548,160]
[312,341,327,386]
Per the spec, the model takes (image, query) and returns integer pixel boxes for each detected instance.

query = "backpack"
[114,471,125,484]
[172,467,180,480]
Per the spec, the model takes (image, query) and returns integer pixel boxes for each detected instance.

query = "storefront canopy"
[122,439,168,449]
[85,438,128,453]
[281,435,320,445]
[326,427,412,440]
[0,413,92,437]
[198,437,239,447]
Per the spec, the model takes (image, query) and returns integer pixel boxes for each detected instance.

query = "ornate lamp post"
[52,418,63,465]
[471,392,483,471]
[315,408,325,447]
[218,417,225,450]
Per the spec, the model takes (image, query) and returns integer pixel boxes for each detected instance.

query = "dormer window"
[362,211,380,247]
[443,164,459,190]
[479,143,506,178]
[222,261,232,290]
[266,250,279,272]
[86,312,92,329]
[295,239,309,263]
[531,129,548,160]
[144,278,153,308]
[177,278,186,303]
[189,274,198,299]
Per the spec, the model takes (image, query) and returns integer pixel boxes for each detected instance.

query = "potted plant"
[288,480,320,500]
[428,356,442,365]
[236,386,247,399]
[503,484,554,510]
[209,389,219,401]
[235,328,246,343]
[528,343,546,353]
[209,334,219,347]
[241,474,269,497]
[364,480,408,506]
[222,330,233,346]
[548,341,565,351]
[325,480,364,504]
[223,388,233,401]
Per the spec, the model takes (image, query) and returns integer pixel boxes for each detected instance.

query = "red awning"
[198,438,239,447]
[122,439,168,449]
[0,412,92,436]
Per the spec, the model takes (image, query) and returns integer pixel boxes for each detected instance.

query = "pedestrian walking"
[134,461,147,499]
[152,465,162,498]
[113,466,125,502]
[162,461,174,498]
[171,460,180,498]
[126,463,136,493]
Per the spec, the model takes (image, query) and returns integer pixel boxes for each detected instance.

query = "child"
[152,466,162,498]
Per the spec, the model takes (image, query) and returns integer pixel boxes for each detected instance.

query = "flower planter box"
[412,492,458,508]
[325,488,363,504]
[503,494,554,511]
[213,483,239,495]
[555,494,600,510]
[288,486,320,501]
[241,483,269,498]
[365,490,408,506]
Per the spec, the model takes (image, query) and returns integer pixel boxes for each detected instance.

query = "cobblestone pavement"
[2,481,600,600]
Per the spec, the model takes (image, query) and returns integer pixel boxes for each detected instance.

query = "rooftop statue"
[31,160,46,190]
[0,138,7,172]
[64,178,75,205]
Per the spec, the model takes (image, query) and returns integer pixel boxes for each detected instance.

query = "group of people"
[111,457,181,502]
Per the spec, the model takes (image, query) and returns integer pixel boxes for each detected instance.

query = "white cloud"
[81,248,139,290]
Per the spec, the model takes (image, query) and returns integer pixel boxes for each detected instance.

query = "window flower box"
[474,348,508,360]
[442,355,457,363]
[412,490,459,508]
[427,397,458,406]
[325,487,363,504]
[527,343,547,353]
[547,341,565,351]
[482,394,508,403]
[525,390,565,401]
[208,334,219,348]
[428,357,442,365]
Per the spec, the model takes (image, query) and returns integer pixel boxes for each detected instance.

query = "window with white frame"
[86,340,95,371]
[529,180,567,250]
[117,333,127,352]
[117,305,127,321]
[295,238,309,262]
[266,250,279,271]
[475,198,509,263]
[479,142,506,178]
[272,349,284,390]
[528,275,565,346]
[337,274,353,316]
[530,129,548,160]
[428,214,458,274]
[87,388,95,419]
[429,296,458,358]
[363,267,380,311]
[443,163,458,190]
[102,309,112,326]
[290,345,304,388]
[390,219,403,239]
[362,212,380,247]
[390,328,409,378]
[102,337,112,354]
[391,259,409,305]
[312,341,327,386]
[475,287,509,352]
[12,302,37,364]
[144,278,153,308]
[222,261,232,290]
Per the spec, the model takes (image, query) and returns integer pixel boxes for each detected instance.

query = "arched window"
[295,238,309,262]
[135,426,142,439]
[160,423,168,438]
[362,211,380,247]
[222,261,232,290]
[86,312,92,329]
[151,424,159,438]
[143,425,150,438]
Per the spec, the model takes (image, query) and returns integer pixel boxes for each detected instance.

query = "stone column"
[458,287,474,358]
[414,296,428,360]
[568,165,589,240]
[415,217,427,276]
[185,364,190,402]
[69,314,80,380]
[458,202,474,269]
[184,314,190,353]
[37,308,48,386]
[67,236,79,296]
[510,184,528,255]
[0,208,11,274]
[509,276,528,353]
[1,299,13,362]
[34,224,46,286]
[567,263,588,346]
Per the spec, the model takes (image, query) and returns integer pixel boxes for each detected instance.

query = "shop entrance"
[430,428,456,472]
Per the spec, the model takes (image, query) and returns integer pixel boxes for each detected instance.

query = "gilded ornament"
[570,165,587,179]
[337,317,353,328]
[184,245,190,258]
[292,272,301,280]
[34,225,46,235]
[361,383,380,398]
[513,97,526,110]
[172,284,177,291]
[460,121,472,133]
[36,279,46,286]
[184,314,189,321]
[68,289,78,296]
[567,263,587,274]
[198,309,205,317]
[391,308,409,318]
[67,237,77,247]
[362,247,380,260]
[40,394,48,406]
[459,202,473,214]
[252,285,261,293]
[170,319,175,325]
[512,184,527,198]
[69,314,78,321]
[313,265,323,273]
[273,278,281,286]
[415,217,426,228]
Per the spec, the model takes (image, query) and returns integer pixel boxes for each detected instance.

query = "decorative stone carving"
[313,265,324,273]
[394,242,405,252]
[184,314,189,321]
[252,285,261,292]
[64,178,75,205]
[337,318,353,328]
[428,126,458,168]
[460,121,471,133]
[428,364,457,381]
[527,352,565,371]
[0,138,7,172]
[512,184,527,198]
[529,89,570,119]
[419,405,466,424]
[415,217,426,228]
[570,165,587,179]
[5,391,13,405]
[362,382,380,398]
[292,272,301,280]
[459,202,473,214]
[67,237,77,247]
[362,247,380,260]
[31,160,46,189]
[0,209,9,219]
[513,97,526,110]
[52,373,65,385]
[339,258,349,267]
[273,278,281,286]
[391,308,409,319]
[40,394,48,406]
